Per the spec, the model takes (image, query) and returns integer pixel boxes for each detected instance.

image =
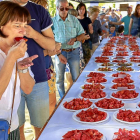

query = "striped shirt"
[52,14,84,49]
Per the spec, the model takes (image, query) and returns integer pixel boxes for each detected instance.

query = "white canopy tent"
[70,0,140,3]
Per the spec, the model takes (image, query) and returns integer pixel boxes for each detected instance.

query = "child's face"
[110,27,115,32]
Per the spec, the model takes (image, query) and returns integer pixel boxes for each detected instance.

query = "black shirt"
[78,17,92,43]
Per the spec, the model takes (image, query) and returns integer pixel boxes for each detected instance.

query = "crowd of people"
[0,0,140,140]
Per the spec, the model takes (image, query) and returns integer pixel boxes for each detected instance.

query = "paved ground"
[24,56,63,139]
[24,90,60,140]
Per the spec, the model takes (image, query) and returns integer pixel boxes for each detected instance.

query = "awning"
[70,0,139,3]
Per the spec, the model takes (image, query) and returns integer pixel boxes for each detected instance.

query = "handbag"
[46,68,53,81]
[0,64,17,140]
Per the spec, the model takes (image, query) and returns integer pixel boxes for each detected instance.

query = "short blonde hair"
[90,7,100,15]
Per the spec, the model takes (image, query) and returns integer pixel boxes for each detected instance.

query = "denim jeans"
[55,47,80,99]
[131,29,138,36]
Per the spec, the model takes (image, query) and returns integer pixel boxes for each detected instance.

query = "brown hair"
[0,1,31,38]
[31,0,48,9]
[76,2,87,18]
[134,4,140,17]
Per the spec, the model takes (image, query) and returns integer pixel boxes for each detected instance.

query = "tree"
[48,0,56,17]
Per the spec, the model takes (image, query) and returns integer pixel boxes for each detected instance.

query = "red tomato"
[95,98,124,109]
[113,128,140,140]
[14,37,28,42]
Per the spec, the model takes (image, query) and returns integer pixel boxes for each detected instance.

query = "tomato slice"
[14,37,28,42]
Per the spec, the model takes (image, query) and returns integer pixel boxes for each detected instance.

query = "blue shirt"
[52,14,84,49]
[131,14,140,31]
[100,19,108,32]
[24,1,53,83]
[121,15,131,35]
[109,31,116,37]
[109,16,118,31]
[90,20,102,44]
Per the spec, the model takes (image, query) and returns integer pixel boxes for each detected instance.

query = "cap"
[99,11,106,16]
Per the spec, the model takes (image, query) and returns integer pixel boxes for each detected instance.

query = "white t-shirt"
[0,50,34,132]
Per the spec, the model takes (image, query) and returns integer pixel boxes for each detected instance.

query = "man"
[107,9,120,32]
[87,7,93,17]
[52,0,84,99]
[99,12,109,34]
[12,0,55,139]
[109,6,132,35]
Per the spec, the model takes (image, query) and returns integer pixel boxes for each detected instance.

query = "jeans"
[131,29,138,36]
[55,48,80,99]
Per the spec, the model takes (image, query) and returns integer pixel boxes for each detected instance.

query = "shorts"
[18,81,49,128]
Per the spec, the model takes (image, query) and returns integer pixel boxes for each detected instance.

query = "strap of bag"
[9,62,18,132]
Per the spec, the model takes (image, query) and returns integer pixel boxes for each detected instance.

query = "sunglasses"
[59,7,69,11]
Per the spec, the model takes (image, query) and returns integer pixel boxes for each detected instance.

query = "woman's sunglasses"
[59,7,69,11]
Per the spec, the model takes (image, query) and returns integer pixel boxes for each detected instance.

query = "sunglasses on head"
[59,7,69,11]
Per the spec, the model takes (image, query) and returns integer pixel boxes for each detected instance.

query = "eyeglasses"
[59,7,69,11]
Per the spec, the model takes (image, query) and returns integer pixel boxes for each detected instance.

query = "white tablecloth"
[38,38,140,140]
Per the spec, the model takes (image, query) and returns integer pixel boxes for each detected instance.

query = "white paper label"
[124,103,137,108]
[118,74,126,78]
[117,87,128,90]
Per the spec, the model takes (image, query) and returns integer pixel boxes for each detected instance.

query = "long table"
[37,38,140,140]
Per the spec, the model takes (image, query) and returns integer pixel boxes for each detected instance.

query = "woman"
[129,4,140,36]
[89,8,103,55]
[76,3,93,64]
[0,1,37,139]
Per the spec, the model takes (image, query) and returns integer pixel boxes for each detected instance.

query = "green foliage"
[113,4,115,8]
[48,0,56,17]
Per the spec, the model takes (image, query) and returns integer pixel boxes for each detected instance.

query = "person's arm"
[67,17,85,45]
[0,41,27,99]
[88,23,93,34]
[129,18,133,35]
[97,21,103,36]
[18,55,38,94]
[0,54,16,99]
[114,13,120,21]
[25,25,55,51]
[44,42,61,56]
[67,33,85,45]
[101,21,106,25]
[110,20,123,25]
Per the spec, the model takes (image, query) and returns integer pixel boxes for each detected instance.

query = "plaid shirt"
[52,14,84,49]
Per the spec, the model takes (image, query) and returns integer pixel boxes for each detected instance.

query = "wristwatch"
[18,68,29,73]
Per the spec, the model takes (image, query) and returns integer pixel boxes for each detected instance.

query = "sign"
[120,4,129,11]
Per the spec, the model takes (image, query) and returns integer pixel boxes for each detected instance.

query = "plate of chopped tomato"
[73,108,109,124]
[62,128,106,140]
[86,72,106,78]
[79,89,107,101]
[112,128,140,140]
[62,98,93,112]
[111,90,139,101]
[81,83,106,90]
[113,109,140,124]
[94,98,124,111]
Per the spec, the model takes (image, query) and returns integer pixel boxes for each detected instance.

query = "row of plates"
[72,108,140,125]
[62,97,140,112]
